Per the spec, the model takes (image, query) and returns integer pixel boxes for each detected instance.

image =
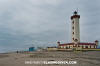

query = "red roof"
[59,43,96,46]
[59,43,74,46]
[79,43,96,45]
[71,15,80,20]
[95,40,98,42]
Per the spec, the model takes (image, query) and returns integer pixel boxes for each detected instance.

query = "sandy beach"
[0,51,100,66]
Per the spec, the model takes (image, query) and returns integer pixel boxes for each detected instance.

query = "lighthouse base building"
[57,11,99,51]
[57,41,98,51]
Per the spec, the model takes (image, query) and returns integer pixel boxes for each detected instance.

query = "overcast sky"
[0,0,100,53]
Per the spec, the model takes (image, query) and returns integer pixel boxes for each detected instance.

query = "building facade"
[57,40,98,50]
[47,47,58,51]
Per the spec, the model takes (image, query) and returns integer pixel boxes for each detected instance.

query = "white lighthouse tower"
[71,11,80,43]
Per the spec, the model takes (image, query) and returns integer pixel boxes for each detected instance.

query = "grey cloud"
[0,0,100,53]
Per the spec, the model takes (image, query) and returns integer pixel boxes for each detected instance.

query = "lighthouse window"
[72,21,74,24]
[75,39,78,42]
[73,38,74,40]
[73,32,74,34]
[72,27,74,29]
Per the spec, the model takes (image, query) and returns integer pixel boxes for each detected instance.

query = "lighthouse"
[57,11,98,51]
[71,11,80,43]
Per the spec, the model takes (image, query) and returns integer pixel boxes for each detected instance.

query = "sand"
[0,51,100,66]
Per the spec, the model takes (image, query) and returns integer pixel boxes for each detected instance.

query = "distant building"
[47,47,58,51]
[37,47,46,51]
[57,11,99,51]
[29,47,35,52]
